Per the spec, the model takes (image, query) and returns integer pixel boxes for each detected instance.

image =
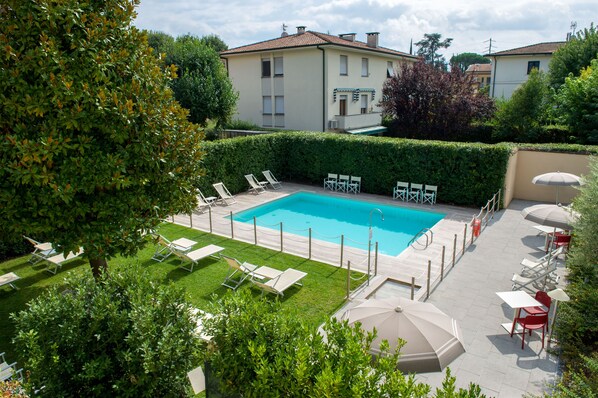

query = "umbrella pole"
[556,186,559,205]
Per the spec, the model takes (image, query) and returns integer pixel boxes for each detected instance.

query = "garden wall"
[198,132,512,207]
[504,150,592,205]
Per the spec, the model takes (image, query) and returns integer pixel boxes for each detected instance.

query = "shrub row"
[198,132,513,207]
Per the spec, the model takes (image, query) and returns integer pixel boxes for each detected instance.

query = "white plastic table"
[171,238,197,253]
[533,225,565,251]
[496,291,542,333]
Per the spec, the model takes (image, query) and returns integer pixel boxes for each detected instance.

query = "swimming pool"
[232,192,445,256]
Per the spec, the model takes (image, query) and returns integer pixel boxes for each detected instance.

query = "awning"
[346,126,387,135]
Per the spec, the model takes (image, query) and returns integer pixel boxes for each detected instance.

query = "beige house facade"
[487,42,565,99]
[221,27,417,133]
[464,63,492,91]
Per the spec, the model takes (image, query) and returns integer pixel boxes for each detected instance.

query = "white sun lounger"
[262,170,282,190]
[23,236,56,264]
[44,249,83,274]
[0,273,21,291]
[196,190,216,213]
[512,265,558,293]
[1,352,23,382]
[250,268,307,297]
[171,244,224,272]
[212,182,236,205]
[244,174,267,194]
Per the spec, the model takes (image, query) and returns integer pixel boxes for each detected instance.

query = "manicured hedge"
[198,132,513,207]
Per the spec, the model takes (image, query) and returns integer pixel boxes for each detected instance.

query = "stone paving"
[173,183,563,397]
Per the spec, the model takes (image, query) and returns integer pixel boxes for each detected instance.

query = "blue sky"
[134,0,595,57]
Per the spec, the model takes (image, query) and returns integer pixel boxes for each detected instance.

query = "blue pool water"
[232,192,445,256]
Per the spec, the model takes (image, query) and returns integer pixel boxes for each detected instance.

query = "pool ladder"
[409,228,434,249]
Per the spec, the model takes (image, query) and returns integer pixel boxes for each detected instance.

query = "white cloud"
[134,0,595,56]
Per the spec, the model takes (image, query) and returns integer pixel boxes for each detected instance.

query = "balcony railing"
[335,112,382,131]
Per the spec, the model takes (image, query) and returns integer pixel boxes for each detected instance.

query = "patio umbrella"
[521,204,578,230]
[342,297,465,373]
[532,172,583,204]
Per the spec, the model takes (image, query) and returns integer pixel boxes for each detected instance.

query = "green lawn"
[0,223,362,362]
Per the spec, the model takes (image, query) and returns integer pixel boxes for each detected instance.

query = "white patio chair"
[422,185,437,205]
[323,173,338,191]
[337,175,350,192]
[393,181,409,201]
[408,183,423,203]
[262,170,282,190]
[348,176,361,194]
[1,352,23,382]
[213,182,236,205]
[244,174,267,194]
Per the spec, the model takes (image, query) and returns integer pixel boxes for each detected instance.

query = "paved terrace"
[172,183,562,397]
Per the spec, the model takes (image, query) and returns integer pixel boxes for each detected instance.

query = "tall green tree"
[200,34,228,52]
[549,23,598,88]
[380,60,495,140]
[492,69,551,142]
[0,0,204,277]
[147,33,238,127]
[450,53,490,73]
[556,60,598,143]
[416,33,453,70]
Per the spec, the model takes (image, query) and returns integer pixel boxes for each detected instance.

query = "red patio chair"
[511,314,548,350]
[522,291,552,316]
[549,232,571,253]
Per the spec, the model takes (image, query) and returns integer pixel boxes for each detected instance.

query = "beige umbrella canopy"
[342,297,465,373]
[521,204,579,230]
[532,171,583,204]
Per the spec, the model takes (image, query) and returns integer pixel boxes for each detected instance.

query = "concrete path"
[412,200,561,397]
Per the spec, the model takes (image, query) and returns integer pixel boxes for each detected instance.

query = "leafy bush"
[556,59,598,144]
[492,69,551,142]
[0,235,31,262]
[202,291,484,397]
[548,157,598,395]
[11,267,200,397]
[197,133,510,207]
[380,60,495,141]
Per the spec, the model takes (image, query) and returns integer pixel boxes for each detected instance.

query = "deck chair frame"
[221,256,258,290]
[511,264,558,293]
[23,236,56,264]
[422,185,437,205]
[213,182,236,205]
[44,249,83,274]
[244,174,266,194]
[324,173,337,191]
[262,170,282,190]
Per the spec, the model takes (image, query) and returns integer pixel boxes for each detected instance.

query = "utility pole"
[483,38,493,54]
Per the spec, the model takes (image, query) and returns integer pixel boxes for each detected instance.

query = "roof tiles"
[221,31,416,58]
[488,42,566,56]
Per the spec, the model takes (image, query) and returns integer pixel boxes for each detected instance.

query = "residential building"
[220,27,417,134]
[464,63,492,91]
[486,42,565,99]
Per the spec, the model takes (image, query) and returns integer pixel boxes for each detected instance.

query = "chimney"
[366,32,379,48]
[296,26,306,35]
[339,33,356,42]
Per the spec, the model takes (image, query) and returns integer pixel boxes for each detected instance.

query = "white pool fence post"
[374,242,379,277]
[230,211,234,239]
[253,216,257,245]
[340,235,344,268]
[452,234,457,268]
[280,222,283,252]
[346,260,351,299]
[441,245,445,281]
[410,277,415,300]
[462,223,467,255]
[426,260,431,299]
[308,228,312,259]
[209,207,212,233]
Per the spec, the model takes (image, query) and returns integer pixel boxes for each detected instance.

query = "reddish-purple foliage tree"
[380,60,495,140]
